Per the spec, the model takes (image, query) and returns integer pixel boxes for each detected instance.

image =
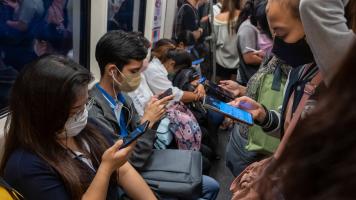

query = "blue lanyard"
[192,58,205,65]
[95,83,128,137]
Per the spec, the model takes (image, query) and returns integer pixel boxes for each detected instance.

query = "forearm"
[181,91,199,103]
[118,162,157,200]
[243,53,263,65]
[82,164,112,200]
[192,29,202,41]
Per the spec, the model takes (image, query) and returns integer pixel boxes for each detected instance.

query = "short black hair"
[95,30,148,75]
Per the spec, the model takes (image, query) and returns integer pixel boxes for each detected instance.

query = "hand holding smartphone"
[120,121,150,149]
[203,96,253,126]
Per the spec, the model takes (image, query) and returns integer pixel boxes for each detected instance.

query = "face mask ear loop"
[111,71,120,102]
[122,105,133,128]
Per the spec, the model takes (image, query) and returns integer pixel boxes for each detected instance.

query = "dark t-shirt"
[174,3,200,38]
[3,148,119,200]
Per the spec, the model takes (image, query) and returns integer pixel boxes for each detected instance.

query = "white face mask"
[58,106,88,139]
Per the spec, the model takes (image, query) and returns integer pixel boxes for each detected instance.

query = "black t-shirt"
[175,3,200,38]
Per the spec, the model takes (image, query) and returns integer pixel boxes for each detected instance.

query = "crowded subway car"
[0,0,355,199]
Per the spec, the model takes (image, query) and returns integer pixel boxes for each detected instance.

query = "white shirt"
[143,57,184,101]
[127,74,153,117]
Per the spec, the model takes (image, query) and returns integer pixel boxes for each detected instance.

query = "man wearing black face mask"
[230,0,325,139]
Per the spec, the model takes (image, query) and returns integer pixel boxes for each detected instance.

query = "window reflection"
[0,0,77,111]
[107,0,146,32]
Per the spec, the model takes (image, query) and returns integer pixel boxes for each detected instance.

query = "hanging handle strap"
[274,71,322,158]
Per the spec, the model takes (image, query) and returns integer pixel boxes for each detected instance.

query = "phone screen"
[120,121,149,149]
[206,81,234,100]
[204,96,253,125]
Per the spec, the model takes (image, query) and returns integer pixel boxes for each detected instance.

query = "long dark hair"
[221,0,241,34]
[236,0,255,31]
[0,55,114,200]
[257,42,356,199]
[346,0,356,32]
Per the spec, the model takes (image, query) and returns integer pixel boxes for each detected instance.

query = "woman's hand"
[100,140,134,174]
[194,84,206,100]
[229,96,266,123]
[142,95,173,127]
[219,80,247,97]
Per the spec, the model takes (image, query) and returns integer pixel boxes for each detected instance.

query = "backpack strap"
[0,177,23,200]
[274,70,322,158]
[271,65,282,91]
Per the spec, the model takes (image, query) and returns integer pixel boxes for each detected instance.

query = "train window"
[0,0,90,115]
[107,0,146,32]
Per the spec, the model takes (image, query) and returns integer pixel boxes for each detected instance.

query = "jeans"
[225,125,264,176]
[199,175,220,200]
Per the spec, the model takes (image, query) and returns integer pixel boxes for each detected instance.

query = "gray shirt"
[237,19,259,54]
[300,0,356,82]
[214,17,239,69]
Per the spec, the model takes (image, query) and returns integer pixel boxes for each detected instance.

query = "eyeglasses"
[70,98,95,118]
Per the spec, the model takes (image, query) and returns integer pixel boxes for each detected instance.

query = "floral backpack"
[167,101,202,151]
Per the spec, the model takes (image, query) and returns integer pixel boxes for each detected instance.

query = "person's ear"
[106,64,118,77]
[168,60,176,72]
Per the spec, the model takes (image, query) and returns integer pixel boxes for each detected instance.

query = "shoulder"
[238,20,258,35]
[4,149,53,182]
[146,58,165,74]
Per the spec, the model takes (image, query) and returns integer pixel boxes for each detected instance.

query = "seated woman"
[165,48,224,159]
[0,55,156,200]
[143,39,205,151]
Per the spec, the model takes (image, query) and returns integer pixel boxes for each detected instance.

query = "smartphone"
[120,121,150,149]
[199,76,207,84]
[245,46,258,52]
[203,96,253,126]
[158,88,173,100]
[205,80,235,101]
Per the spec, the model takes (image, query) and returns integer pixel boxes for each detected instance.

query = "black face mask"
[272,36,314,68]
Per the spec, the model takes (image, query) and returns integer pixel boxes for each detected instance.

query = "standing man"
[174,0,204,42]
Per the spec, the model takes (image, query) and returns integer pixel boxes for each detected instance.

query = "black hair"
[0,55,117,200]
[166,49,193,70]
[254,0,271,38]
[174,30,195,47]
[236,0,255,31]
[95,30,148,76]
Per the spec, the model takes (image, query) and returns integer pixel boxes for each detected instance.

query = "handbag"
[140,149,203,200]
[230,70,322,200]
